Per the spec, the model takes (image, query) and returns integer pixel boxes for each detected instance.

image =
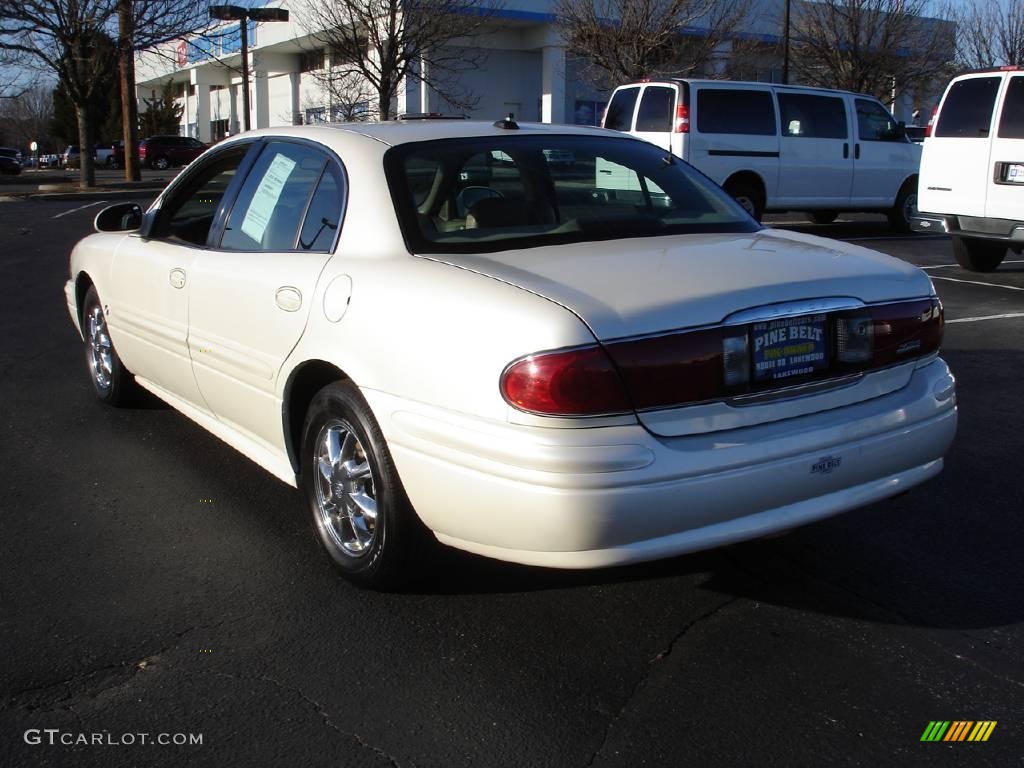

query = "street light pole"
[208,5,289,133]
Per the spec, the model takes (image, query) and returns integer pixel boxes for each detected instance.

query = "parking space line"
[923,260,1024,269]
[52,200,107,219]
[947,312,1024,324]
[929,276,1024,292]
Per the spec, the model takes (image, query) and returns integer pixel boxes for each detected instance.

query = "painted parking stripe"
[923,260,1024,269]
[947,312,1024,324]
[52,200,108,219]
[929,275,1024,292]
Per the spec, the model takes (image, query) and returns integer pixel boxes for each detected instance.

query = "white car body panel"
[66,120,956,571]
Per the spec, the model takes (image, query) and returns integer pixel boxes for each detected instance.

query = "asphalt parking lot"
[0,199,1021,767]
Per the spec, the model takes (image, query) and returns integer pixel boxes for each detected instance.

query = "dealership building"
[134,0,933,143]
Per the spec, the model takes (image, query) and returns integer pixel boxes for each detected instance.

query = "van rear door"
[985,74,1024,221]
[632,84,678,155]
[920,74,1002,217]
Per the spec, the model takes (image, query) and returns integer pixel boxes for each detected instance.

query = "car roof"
[231,120,622,149]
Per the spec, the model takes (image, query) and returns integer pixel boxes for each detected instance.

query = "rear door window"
[997,76,1024,139]
[604,87,640,131]
[696,89,775,135]
[935,77,1000,138]
[635,86,675,132]
[777,93,848,139]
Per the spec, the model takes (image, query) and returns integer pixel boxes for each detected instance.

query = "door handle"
[275,286,302,312]
[843,143,849,159]
[169,268,186,289]
[855,143,861,160]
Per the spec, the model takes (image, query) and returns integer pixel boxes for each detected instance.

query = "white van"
[914,68,1024,271]
[603,79,921,229]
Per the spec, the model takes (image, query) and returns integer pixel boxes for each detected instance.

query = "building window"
[329,39,367,65]
[330,102,369,122]
[300,50,325,73]
[574,100,607,127]
[305,107,327,124]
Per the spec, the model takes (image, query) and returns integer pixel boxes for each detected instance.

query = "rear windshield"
[935,77,1000,138]
[384,134,759,255]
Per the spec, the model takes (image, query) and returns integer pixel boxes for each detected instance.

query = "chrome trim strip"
[726,372,865,406]
[723,297,865,326]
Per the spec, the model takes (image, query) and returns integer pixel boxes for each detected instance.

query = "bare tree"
[295,0,499,120]
[958,0,1024,69]
[0,84,54,150]
[0,0,120,187]
[789,0,956,103]
[556,0,750,87]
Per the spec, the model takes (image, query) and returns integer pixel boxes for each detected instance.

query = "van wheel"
[888,182,918,233]
[724,179,764,222]
[952,236,1006,272]
[807,210,838,225]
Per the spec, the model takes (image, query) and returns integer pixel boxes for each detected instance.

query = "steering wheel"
[456,186,503,219]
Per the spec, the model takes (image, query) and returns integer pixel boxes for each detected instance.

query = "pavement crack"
[582,596,741,768]
[211,671,404,767]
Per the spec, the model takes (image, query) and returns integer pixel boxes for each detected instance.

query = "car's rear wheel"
[807,210,838,225]
[300,381,423,589]
[153,156,170,170]
[952,236,1006,272]
[82,286,134,405]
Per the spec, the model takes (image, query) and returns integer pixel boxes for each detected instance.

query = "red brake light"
[925,105,937,137]
[500,345,631,416]
[674,104,690,133]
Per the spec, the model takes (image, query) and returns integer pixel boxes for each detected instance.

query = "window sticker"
[240,153,297,242]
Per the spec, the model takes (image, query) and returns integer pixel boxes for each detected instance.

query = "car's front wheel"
[82,286,134,405]
[952,236,1006,272]
[153,156,170,170]
[300,381,422,589]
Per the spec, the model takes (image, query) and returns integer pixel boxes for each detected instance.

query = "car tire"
[300,381,425,590]
[887,181,918,233]
[952,236,1006,272]
[807,210,838,225]
[724,179,765,222]
[82,286,135,406]
[154,156,170,170]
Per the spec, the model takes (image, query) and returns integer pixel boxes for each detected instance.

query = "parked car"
[0,147,22,175]
[65,121,957,588]
[61,145,81,169]
[138,135,207,170]
[603,79,921,229]
[913,68,1024,271]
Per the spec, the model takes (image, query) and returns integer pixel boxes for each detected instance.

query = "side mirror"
[897,120,907,140]
[94,202,143,233]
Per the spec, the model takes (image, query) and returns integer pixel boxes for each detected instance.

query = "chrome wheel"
[87,304,114,394]
[313,419,378,556]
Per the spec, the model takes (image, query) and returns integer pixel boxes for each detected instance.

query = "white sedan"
[64,119,957,588]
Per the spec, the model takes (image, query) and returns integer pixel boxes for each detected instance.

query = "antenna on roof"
[494,113,519,130]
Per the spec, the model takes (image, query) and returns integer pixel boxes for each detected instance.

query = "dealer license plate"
[751,314,829,382]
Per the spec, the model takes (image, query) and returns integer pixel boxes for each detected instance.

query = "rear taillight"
[674,104,690,133]
[500,345,631,416]
[503,299,942,417]
[925,105,937,137]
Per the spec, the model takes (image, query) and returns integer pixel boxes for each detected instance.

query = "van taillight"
[674,104,690,133]
[925,105,937,137]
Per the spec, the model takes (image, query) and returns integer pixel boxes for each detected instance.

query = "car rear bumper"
[366,358,957,569]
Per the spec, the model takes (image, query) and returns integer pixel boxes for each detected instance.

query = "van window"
[635,87,675,132]
[998,76,1024,139]
[778,93,847,139]
[935,77,1000,138]
[605,87,640,131]
[697,89,775,135]
[856,99,902,141]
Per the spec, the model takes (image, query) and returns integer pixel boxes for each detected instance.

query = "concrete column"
[254,71,270,128]
[190,69,211,142]
[420,54,429,114]
[289,71,301,124]
[229,82,240,135]
[541,45,566,124]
